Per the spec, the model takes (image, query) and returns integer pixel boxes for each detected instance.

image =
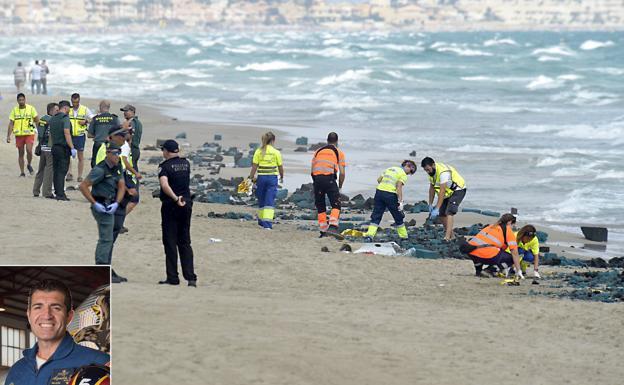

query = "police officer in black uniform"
[157,140,197,287]
[88,100,120,168]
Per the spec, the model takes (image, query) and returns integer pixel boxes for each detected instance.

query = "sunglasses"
[107,151,121,155]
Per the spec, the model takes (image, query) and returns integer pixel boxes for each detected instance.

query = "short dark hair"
[47,102,59,114]
[28,279,73,313]
[497,213,517,226]
[17,93,25,100]
[71,93,80,100]
[421,157,435,168]
[59,100,71,109]
[35,60,39,64]
[327,132,338,144]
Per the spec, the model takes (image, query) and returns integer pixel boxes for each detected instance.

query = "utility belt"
[93,196,114,205]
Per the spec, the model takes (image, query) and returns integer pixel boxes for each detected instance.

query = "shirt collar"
[23,333,76,366]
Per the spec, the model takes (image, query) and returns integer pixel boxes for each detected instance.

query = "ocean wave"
[235,61,308,72]
[550,87,620,107]
[317,69,372,86]
[461,75,529,83]
[483,38,518,47]
[591,67,624,76]
[377,44,425,53]
[458,104,533,114]
[537,56,562,62]
[526,75,565,90]
[320,95,383,109]
[119,55,142,62]
[224,46,258,54]
[399,96,430,104]
[401,63,435,70]
[157,69,212,79]
[52,63,139,83]
[167,37,188,46]
[186,47,201,56]
[323,38,343,46]
[191,59,231,67]
[536,157,574,167]
[595,170,624,180]
[532,45,576,56]
[436,46,493,57]
[504,122,624,142]
[278,47,354,59]
[580,40,615,51]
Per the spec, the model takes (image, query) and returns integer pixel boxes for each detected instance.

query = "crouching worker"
[248,132,283,229]
[508,224,541,278]
[365,160,417,241]
[461,213,524,279]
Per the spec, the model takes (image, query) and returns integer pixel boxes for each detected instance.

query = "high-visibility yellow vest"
[10,105,37,136]
[252,145,282,175]
[96,143,135,183]
[376,166,407,194]
[428,162,465,198]
[69,105,89,136]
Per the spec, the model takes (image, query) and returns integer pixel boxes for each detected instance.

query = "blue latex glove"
[93,202,108,213]
[428,204,434,213]
[71,148,77,158]
[106,202,119,214]
[430,207,439,220]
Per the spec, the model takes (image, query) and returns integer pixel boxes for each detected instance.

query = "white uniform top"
[30,65,42,80]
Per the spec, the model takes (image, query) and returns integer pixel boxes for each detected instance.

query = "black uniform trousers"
[161,201,196,283]
[131,146,140,171]
[52,144,70,198]
[313,174,341,213]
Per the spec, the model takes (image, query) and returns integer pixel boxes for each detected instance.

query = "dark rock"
[276,189,288,201]
[143,145,158,151]
[294,147,308,152]
[214,134,222,141]
[321,246,330,252]
[148,157,161,165]
[175,132,187,139]
[608,257,624,268]
[308,142,325,151]
[581,226,608,242]
[223,147,239,156]
[536,231,549,243]
[481,210,500,217]
[235,157,252,168]
[295,137,308,145]
[539,246,550,253]
[151,189,160,198]
[406,219,417,227]
[205,192,231,204]
[156,139,167,147]
[249,142,260,150]
[589,258,608,268]
[340,244,352,252]
[409,150,416,157]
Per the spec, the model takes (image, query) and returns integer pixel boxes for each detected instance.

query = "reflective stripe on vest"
[428,162,466,199]
[468,224,510,259]
[377,166,403,194]
[311,146,340,176]
[69,105,88,136]
[11,105,36,136]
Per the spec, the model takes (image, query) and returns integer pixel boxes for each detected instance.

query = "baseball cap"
[120,104,136,112]
[107,143,122,152]
[160,139,179,153]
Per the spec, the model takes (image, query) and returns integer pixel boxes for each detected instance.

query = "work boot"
[188,280,197,287]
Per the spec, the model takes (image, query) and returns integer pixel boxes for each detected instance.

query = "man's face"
[49,106,59,115]
[106,151,120,165]
[424,164,435,176]
[123,110,134,119]
[27,290,73,343]
[111,133,126,145]
[17,96,26,108]
[72,98,80,108]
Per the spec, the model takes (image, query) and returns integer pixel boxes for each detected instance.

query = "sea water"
[1,31,622,252]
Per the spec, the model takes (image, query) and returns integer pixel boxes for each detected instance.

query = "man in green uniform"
[33,102,58,198]
[88,100,120,168]
[121,104,142,170]
[79,144,125,269]
[49,100,77,201]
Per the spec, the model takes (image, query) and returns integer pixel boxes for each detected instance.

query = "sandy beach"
[0,94,622,385]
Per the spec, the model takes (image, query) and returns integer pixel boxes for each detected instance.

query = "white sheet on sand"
[354,242,402,256]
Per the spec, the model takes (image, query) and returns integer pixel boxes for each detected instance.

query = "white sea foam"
[580,40,615,50]
[536,157,574,167]
[119,55,142,62]
[526,75,564,90]
[551,88,620,107]
[278,47,354,59]
[317,69,372,86]
[323,38,343,46]
[436,46,493,57]
[401,63,435,70]
[157,69,212,79]
[591,67,624,76]
[235,61,308,72]
[458,104,526,114]
[167,37,188,46]
[483,38,518,47]
[595,170,624,179]
[532,45,576,56]
[191,59,231,67]
[224,46,257,54]
[186,47,201,56]
[461,75,529,83]
[537,56,562,62]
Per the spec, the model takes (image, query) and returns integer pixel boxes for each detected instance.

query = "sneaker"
[158,279,180,286]
[188,280,197,287]
[27,164,34,175]
[56,196,70,201]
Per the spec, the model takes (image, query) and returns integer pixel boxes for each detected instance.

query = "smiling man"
[4,279,109,385]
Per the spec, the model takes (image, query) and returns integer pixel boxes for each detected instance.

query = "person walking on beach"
[88,100,120,168]
[463,213,524,279]
[421,157,466,241]
[120,104,142,170]
[248,132,284,230]
[365,160,417,242]
[13,62,27,93]
[158,140,197,287]
[33,103,58,198]
[120,129,141,217]
[311,132,346,237]
[40,59,50,95]
[79,144,125,267]
[6,93,39,177]
[67,93,94,182]
[29,60,43,95]
[49,100,77,201]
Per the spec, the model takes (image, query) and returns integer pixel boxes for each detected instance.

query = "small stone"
[321,246,330,252]
[339,244,352,252]
[175,132,187,139]
[295,136,308,145]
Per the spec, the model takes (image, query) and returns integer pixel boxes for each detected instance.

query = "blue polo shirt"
[4,333,109,385]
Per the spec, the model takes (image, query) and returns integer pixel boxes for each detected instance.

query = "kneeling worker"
[311,132,346,237]
[508,224,541,278]
[421,157,466,241]
[464,213,524,279]
[365,160,417,241]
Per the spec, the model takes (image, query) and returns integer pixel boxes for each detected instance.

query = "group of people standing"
[13,60,50,95]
